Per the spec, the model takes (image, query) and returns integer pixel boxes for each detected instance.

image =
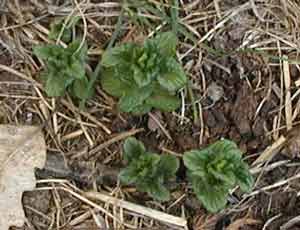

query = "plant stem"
[107,7,125,50]
[80,7,125,109]
[170,0,179,36]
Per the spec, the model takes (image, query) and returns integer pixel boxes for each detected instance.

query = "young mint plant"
[34,40,93,102]
[183,139,254,213]
[119,137,179,201]
[101,32,187,114]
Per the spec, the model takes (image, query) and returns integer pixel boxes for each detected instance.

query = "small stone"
[207,82,224,103]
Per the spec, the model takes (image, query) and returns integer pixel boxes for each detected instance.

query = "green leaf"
[120,138,176,201]
[44,74,69,97]
[71,77,93,99]
[184,139,254,213]
[157,155,179,180]
[183,150,208,172]
[133,66,152,87]
[119,167,139,184]
[130,104,152,115]
[67,40,88,61]
[101,43,138,67]
[213,139,242,162]
[147,180,170,201]
[123,137,146,163]
[48,21,72,43]
[146,90,181,111]
[170,0,179,35]
[101,68,133,97]
[208,168,236,187]
[100,32,186,114]
[34,39,90,102]
[118,86,153,112]
[119,153,160,186]
[190,174,229,213]
[66,39,80,53]
[157,58,186,91]
[66,59,85,79]
[154,32,177,57]
[235,162,254,192]
[34,45,61,60]
[132,153,161,181]
[77,43,88,62]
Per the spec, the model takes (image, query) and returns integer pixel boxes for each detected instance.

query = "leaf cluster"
[119,137,179,201]
[183,139,254,213]
[101,32,187,114]
[33,40,93,101]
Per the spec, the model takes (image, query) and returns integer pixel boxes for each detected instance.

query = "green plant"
[101,32,187,114]
[119,137,179,201]
[34,40,93,102]
[124,0,196,43]
[183,139,254,213]
[123,0,153,29]
[48,16,80,43]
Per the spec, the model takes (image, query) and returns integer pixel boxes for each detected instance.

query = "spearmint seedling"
[101,32,187,114]
[183,139,254,213]
[34,40,93,102]
[119,137,179,201]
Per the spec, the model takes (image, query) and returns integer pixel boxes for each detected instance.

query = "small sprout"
[101,32,187,114]
[183,139,254,213]
[119,137,179,201]
[34,40,93,103]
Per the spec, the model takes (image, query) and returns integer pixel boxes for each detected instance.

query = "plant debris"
[0,125,46,230]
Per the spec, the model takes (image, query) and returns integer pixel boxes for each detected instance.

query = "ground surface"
[1,0,300,229]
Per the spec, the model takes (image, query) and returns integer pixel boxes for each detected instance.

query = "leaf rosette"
[119,137,179,201]
[183,139,254,213]
[34,40,93,101]
[101,32,187,114]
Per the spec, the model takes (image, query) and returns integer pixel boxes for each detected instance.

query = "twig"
[61,99,111,134]
[280,215,300,230]
[262,214,282,230]
[36,162,119,186]
[246,172,300,197]
[148,112,172,140]
[85,191,188,229]
[252,135,286,165]
[75,128,144,159]
[283,55,292,130]
[36,186,129,227]
[0,64,41,86]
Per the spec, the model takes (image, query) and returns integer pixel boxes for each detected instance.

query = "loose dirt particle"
[230,82,256,136]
